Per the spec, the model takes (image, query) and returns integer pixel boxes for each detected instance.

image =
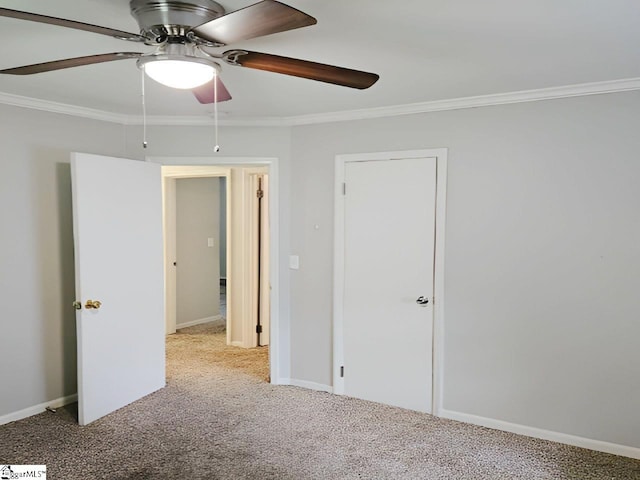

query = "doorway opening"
[159,162,276,382]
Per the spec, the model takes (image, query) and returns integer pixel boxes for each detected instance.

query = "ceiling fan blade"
[192,77,232,104]
[0,7,144,42]
[223,51,380,90]
[0,53,143,75]
[192,0,316,46]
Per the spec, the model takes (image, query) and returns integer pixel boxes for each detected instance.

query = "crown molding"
[1,77,640,127]
[122,115,288,127]
[284,77,640,126]
[0,91,129,124]
[0,92,287,126]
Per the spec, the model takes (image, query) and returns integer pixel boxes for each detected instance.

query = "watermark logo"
[0,466,11,480]
[0,465,46,479]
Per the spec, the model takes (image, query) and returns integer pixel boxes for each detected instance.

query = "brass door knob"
[85,300,102,309]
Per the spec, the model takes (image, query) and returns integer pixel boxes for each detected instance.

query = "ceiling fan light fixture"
[138,55,219,89]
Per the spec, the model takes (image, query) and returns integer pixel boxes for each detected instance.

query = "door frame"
[149,156,282,384]
[245,169,271,347]
[333,148,448,415]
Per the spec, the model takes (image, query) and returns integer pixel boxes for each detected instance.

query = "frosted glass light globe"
[144,59,215,89]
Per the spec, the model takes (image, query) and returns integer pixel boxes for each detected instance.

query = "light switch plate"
[207,238,214,247]
[289,255,299,270]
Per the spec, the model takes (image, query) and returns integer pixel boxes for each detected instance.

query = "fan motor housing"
[130,0,225,38]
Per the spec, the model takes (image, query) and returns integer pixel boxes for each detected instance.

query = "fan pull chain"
[141,65,148,149]
[213,72,220,152]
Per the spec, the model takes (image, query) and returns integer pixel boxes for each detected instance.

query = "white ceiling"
[1,0,639,119]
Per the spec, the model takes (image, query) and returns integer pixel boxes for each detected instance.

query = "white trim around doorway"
[332,148,448,415]
[148,156,283,385]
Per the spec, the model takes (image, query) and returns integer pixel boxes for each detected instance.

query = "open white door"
[71,153,165,425]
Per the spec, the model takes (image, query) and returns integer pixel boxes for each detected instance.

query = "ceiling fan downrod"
[130,0,226,45]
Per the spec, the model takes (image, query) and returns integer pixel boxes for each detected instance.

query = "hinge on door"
[256,189,264,199]
[342,183,346,195]
[340,366,344,378]
[256,325,263,334]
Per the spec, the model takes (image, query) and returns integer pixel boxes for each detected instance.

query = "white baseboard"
[439,409,640,460]
[230,341,244,347]
[280,378,334,394]
[176,315,222,329]
[1,393,78,426]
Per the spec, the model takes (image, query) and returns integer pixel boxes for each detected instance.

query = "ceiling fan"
[0,0,380,105]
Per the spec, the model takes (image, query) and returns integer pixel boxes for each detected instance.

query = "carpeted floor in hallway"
[1,322,639,479]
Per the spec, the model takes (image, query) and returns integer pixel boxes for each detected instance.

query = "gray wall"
[176,177,220,326]
[2,91,639,450]
[0,104,125,417]
[289,91,640,448]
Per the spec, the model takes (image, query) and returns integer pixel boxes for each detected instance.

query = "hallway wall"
[176,177,220,327]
